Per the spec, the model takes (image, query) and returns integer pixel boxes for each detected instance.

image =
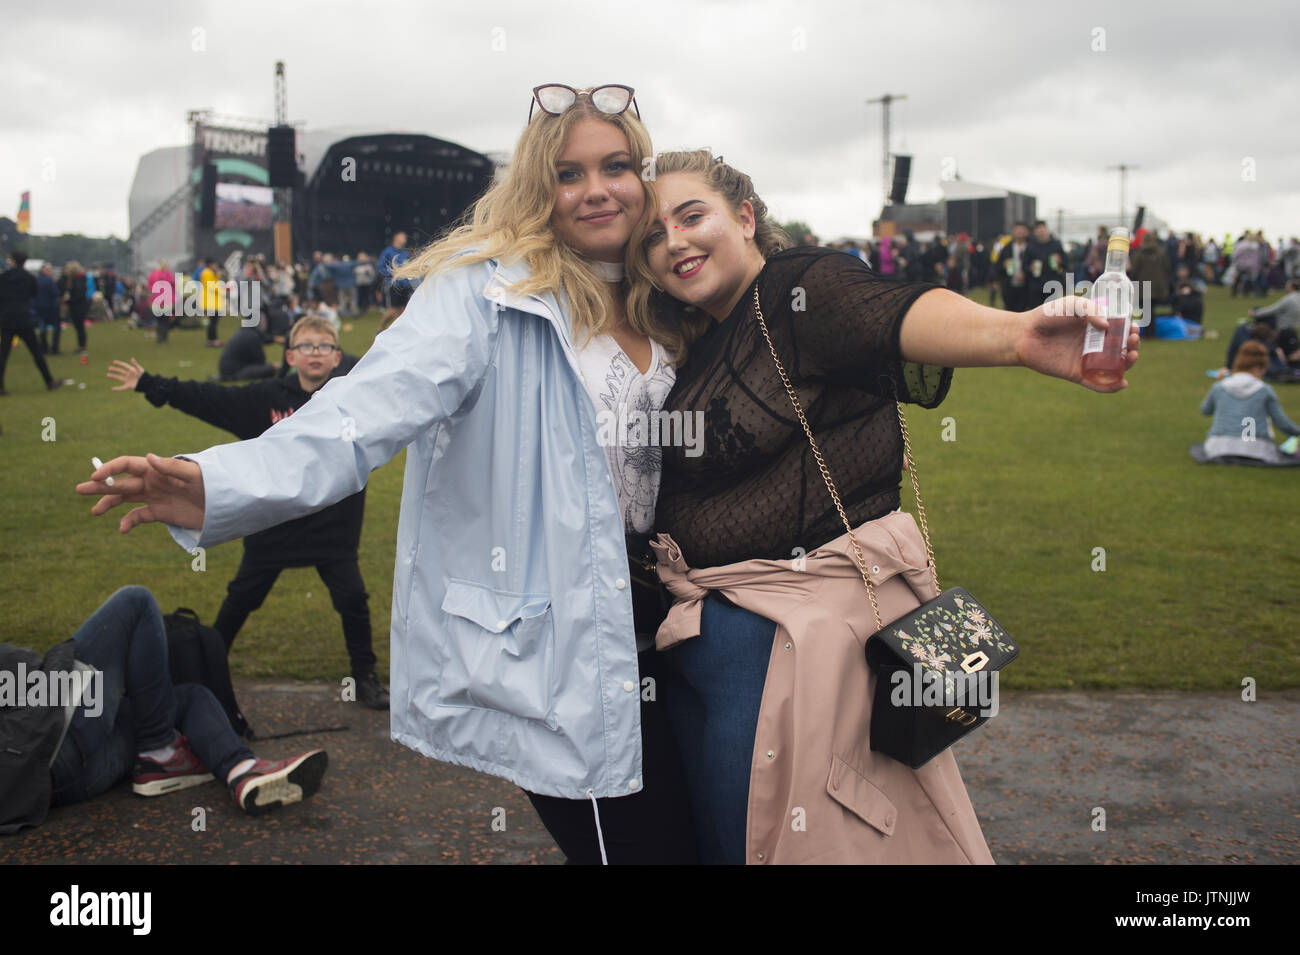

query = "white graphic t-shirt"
[575,333,676,534]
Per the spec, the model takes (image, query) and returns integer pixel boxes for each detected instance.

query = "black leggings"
[524,649,697,864]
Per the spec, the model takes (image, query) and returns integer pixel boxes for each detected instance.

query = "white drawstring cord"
[586,789,609,865]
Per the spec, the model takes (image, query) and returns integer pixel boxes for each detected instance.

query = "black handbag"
[749,285,1018,769]
[863,586,1017,768]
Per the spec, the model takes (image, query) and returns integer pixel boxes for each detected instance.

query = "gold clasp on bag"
[960,651,989,673]
[945,707,978,726]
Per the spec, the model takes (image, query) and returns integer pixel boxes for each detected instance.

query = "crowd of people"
[139,232,414,349]
[808,226,1299,315]
[7,224,1294,394]
[0,231,414,384]
[811,219,1300,466]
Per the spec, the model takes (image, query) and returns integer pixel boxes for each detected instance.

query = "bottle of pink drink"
[1082,228,1133,386]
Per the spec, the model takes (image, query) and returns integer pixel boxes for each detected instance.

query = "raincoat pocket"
[437,578,557,726]
[826,753,898,837]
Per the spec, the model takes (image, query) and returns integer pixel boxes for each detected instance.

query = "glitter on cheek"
[702,216,728,240]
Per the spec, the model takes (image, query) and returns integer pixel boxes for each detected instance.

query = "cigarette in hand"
[91,457,114,486]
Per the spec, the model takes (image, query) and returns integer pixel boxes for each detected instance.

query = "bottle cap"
[1107,227,1130,253]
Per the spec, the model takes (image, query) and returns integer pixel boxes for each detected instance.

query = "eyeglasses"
[529,84,639,121]
[289,343,339,355]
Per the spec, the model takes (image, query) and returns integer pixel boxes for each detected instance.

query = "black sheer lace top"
[656,246,952,567]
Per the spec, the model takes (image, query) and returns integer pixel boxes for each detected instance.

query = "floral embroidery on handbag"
[890,594,1015,696]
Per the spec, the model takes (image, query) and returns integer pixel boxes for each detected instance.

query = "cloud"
[2,0,1296,248]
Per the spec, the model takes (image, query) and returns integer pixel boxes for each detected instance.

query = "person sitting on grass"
[1170,264,1206,328]
[1200,342,1300,465]
[217,314,279,382]
[1218,322,1293,381]
[0,586,328,833]
[105,315,389,709]
[1249,279,1300,371]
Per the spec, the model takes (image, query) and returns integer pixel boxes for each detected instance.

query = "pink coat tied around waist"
[650,509,995,865]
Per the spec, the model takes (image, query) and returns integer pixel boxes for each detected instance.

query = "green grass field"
[2,287,1295,690]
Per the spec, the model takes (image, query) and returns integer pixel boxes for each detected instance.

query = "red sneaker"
[132,733,213,796]
[229,750,328,815]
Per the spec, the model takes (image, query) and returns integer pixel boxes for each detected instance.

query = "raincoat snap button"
[756,851,765,861]
[766,750,775,759]
[784,641,792,650]
[871,565,880,575]
[623,680,635,692]
[628,778,640,791]
[495,619,507,631]
[615,578,627,590]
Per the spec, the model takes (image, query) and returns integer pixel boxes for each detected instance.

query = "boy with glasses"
[104,316,389,709]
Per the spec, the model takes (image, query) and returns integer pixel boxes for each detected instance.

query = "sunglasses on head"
[529,84,640,121]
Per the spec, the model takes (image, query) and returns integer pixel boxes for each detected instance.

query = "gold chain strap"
[749,284,940,631]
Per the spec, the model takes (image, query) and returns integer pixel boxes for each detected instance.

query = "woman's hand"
[76,453,206,533]
[106,358,145,391]
[1014,295,1140,393]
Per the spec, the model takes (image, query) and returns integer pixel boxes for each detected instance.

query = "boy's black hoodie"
[135,371,364,564]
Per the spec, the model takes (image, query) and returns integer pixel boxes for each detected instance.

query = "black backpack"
[163,608,254,740]
[0,639,77,834]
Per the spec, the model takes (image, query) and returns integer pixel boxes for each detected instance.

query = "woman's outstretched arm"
[898,289,1140,393]
[76,268,500,546]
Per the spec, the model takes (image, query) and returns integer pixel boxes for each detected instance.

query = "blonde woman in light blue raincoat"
[78,85,697,865]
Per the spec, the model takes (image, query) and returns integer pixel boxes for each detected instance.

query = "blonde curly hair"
[394,96,664,347]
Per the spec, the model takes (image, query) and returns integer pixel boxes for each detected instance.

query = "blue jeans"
[49,586,253,806]
[659,595,777,865]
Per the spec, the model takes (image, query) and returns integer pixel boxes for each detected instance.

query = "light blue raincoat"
[168,256,643,799]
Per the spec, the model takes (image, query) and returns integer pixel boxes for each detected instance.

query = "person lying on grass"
[1,586,328,834]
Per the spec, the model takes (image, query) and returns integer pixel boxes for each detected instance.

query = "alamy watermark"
[594,408,704,457]
[0,663,103,717]
[888,662,1000,718]
[1042,276,1155,327]
[49,885,151,934]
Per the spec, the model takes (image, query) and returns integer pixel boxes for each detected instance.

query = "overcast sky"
[3,0,1297,246]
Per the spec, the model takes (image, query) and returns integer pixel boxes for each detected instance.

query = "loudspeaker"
[267,125,297,188]
[199,162,217,228]
[889,154,912,205]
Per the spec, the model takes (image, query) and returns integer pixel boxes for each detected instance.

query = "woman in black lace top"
[654,244,948,568]
[625,150,1140,864]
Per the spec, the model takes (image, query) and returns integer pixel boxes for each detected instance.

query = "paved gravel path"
[5,683,1295,865]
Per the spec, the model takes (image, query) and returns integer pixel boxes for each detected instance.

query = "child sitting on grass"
[1201,342,1300,464]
